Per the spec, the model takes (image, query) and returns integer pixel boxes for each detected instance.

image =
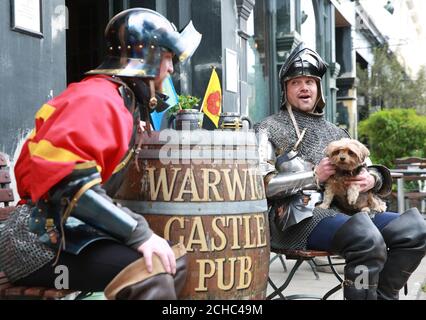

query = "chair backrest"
[394,157,426,187]
[394,157,426,169]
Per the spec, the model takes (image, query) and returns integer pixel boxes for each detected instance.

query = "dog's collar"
[336,163,367,176]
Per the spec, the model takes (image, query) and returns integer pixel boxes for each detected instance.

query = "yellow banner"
[201,68,222,127]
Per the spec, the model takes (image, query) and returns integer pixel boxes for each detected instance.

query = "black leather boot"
[330,212,387,300]
[104,243,188,300]
[377,208,426,300]
[174,252,188,299]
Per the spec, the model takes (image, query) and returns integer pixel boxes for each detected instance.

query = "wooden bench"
[0,152,14,213]
[267,247,344,300]
[0,152,80,300]
[0,273,78,300]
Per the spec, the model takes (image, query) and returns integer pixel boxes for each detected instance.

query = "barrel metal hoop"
[115,199,268,215]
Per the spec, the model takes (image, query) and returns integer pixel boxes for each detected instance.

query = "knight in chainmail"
[255,42,426,300]
[0,8,199,300]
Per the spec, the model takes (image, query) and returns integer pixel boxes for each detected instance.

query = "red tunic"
[15,75,133,202]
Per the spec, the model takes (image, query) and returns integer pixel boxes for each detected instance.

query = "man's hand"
[315,158,336,183]
[137,233,176,275]
[344,168,375,193]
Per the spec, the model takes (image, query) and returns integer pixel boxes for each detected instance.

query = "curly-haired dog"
[318,138,387,214]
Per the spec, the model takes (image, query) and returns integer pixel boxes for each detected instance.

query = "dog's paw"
[369,196,387,213]
[347,191,359,205]
[347,196,358,206]
[374,202,387,213]
[361,207,371,213]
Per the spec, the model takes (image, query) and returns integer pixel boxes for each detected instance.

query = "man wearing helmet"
[255,42,426,300]
[0,8,201,300]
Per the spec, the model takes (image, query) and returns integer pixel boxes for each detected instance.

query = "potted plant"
[168,95,201,115]
[167,95,203,130]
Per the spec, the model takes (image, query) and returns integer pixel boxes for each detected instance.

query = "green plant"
[358,108,426,167]
[168,95,201,115]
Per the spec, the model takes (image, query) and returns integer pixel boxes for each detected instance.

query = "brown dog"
[318,138,386,214]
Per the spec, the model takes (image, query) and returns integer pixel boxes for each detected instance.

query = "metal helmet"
[86,8,202,78]
[279,42,328,112]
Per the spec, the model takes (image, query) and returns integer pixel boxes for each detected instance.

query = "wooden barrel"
[114,130,270,299]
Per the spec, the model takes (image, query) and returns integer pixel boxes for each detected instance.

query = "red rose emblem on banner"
[207,91,221,115]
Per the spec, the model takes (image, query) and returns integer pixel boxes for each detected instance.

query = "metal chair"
[267,247,344,300]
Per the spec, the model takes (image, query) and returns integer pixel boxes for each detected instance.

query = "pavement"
[83,255,426,300]
[267,254,426,300]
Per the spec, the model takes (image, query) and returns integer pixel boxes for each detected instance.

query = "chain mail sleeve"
[256,128,316,199]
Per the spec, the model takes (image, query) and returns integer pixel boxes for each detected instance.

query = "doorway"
[65,0,109,84]
[65,1,160,84]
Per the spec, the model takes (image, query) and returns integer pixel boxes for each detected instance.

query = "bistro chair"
[393,157,426,214]
[267,247,344,300]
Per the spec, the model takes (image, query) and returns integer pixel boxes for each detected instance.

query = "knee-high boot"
[330,212,387,300]
[104,243,188,300]
[377,208,426,300]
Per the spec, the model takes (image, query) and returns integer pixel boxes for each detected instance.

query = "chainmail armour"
[0,205,55,282]
[256,108,349,165]
[255,108,349,250]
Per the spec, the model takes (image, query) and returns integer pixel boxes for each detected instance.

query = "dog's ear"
[352,140,370,162]
[325,140,340,157]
